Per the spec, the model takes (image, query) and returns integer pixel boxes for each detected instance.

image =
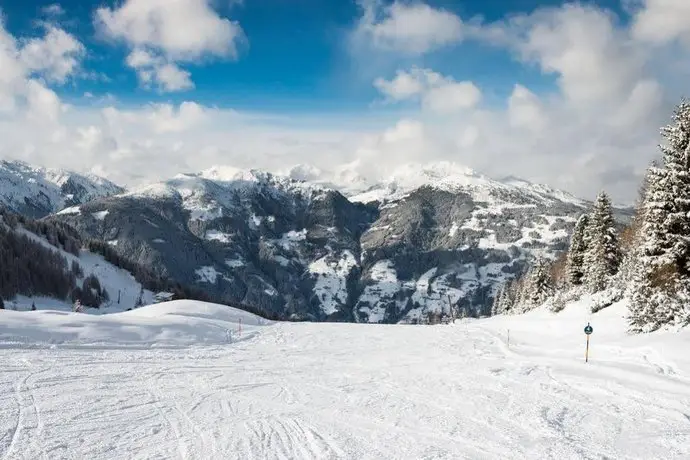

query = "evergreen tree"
[0,295,4,309]
[526,258,553,309]
[491,285,504,316]
[584,191,620,293]
[629,101,690,331]
[566,214,589,286]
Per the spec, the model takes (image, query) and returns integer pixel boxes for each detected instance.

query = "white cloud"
[1,1,689,205]
[499,5,644,108]
[373,70,425,100]
[19,26,85,84]
[103,101,209,134]
[42,4,65,17]
[353,0,463,54]
[632,0,690,45]
[374,67,481,113]
[126,49,193,92]
[507,84,546,131]
[95,0,245,92]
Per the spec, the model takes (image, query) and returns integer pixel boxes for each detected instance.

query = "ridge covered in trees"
[0,207,285,319]
[493,99,690,333]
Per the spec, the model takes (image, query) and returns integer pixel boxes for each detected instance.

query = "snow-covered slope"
[3,223,156,313]
[0,160,123,217]
[0,300,268,346]
[0,296,687,459]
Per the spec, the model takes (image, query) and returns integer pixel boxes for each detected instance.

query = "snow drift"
[0,300,270,347]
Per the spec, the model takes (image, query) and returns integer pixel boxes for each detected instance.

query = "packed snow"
[0,297,688,459]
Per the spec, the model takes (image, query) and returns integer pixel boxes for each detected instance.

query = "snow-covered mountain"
[47,160,617,322]
[0,160,124,218]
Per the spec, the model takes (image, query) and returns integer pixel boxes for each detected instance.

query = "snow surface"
[205,230,233,243]
[91,210,109,220]
[55,205,81,215]
[356,260,404,322]
[308,251,358,315]
[0,298,688,459]
[195,266,224,284]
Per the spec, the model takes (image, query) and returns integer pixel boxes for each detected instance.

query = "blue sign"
[584,324,593,335]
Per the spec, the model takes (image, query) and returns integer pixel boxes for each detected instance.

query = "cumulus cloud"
[632,0,690,45]
[0,17,80,115]
[352,0,463,54]
[374,67,481,113]
[125,49,193,92]
[95,0,246,92]
[3,1,690,205]
[19,25,85,84]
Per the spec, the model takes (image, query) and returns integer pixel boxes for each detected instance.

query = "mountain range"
[1,159,625,322]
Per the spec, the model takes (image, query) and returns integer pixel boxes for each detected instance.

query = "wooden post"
[507,329,510,348]
[585,335,590,363]
[238,318,242,336]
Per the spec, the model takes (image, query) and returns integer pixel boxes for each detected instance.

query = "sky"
[0,0,689,203]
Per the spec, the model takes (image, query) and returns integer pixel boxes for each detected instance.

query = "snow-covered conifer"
[519,259,552,312]
[566,214,589,286]
[583,191,620,293]
[629,101,690,331]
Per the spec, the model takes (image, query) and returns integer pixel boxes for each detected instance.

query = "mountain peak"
[0,160,124,217]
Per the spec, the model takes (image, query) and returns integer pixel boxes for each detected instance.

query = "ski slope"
[0,300,689,459]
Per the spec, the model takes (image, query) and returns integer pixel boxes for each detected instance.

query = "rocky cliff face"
[48,163,608,322]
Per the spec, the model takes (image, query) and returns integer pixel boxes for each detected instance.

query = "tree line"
[492,99,690,333]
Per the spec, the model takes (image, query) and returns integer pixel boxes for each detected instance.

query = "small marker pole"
[507,329,510,348]
[238,318,242,336]
[584,322,593,363]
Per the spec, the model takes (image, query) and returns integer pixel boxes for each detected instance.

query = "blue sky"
[0,0,689,203]
[1,0,629,111]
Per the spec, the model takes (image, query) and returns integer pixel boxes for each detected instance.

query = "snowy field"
[1,300,689,459]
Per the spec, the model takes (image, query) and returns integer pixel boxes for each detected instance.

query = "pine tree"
[583,191,620,293]
[629,101,690,331]
[566,214,589,286]
[491,285,503,316]
[528,258,553,309]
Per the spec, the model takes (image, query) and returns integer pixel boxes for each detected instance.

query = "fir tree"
[566,214,589,286]
[519,259,553,312]
[491,285,504,316]
[584,191,620,293]
[629,101,690,331]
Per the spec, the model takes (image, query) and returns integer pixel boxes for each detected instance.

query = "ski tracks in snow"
[0,321,689,459]
[2,360,50,460]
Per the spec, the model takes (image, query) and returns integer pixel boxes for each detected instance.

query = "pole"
[238,318,242,336]
[585,335,590,363]
[507,329,510,348]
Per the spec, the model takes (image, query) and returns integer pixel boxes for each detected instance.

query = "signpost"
[584,323,593,362]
